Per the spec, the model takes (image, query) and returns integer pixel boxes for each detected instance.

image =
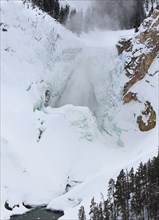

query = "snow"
[1,1,158,220]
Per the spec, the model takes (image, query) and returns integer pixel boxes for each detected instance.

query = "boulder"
[123,92,138,104]
[137,101,156,131]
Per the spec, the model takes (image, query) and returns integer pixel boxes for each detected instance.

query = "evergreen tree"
[59,5,69,24]
[145,0,150,12]
[89,197,99,220]
[114,169,129,220]
[30,0,70,24]
[98,202,104,220]
[131,163,144,219]
[129,167,135,193]
[53,0,60,20]
[103,199,110,220]
[107,178,116,219]
[147,156,159,218]
[78,206,86,220]
[78,153,159,220]
[133,0,146,31]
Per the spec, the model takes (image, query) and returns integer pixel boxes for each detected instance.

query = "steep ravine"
[1,1,158,220]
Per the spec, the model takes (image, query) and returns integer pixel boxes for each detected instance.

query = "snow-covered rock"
[117,10,159,132]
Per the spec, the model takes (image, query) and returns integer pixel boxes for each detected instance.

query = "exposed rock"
[4,201,20,211]
[116,38,132,55]
[4,201,12,211]
[137,101,156,131]
[0,23,9,32]
[2,28,7,32]
[117,10,158,132]
[123,92,138,104]
[22,202,33,209]
[118,10,159,95]
[65,183,71,193]
[44,89,51,107]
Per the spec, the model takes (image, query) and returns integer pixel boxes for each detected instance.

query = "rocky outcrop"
[117,10,159,95]
[117,10,159,131]
[123,49,158,94]
[137,101,156,131]
[116,38,132,55]
[4,201,20,211]
[123,92,138,104]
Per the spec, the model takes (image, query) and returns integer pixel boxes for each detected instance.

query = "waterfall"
[47,45,124,145]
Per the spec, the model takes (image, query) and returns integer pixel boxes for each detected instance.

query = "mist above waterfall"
[65,0,145,34]
[55,48,99,116]
[56,65,98,116]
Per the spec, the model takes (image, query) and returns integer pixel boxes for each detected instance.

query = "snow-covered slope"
[1,1,158,219]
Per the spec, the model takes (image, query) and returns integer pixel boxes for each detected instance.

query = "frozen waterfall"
[47,46,124,142]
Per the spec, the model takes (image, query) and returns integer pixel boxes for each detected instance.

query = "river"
[10,207,63,220]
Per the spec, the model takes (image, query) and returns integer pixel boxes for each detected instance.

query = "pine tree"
[103,199,110,220]
[133,0,146,32]
[31,0,70,24]
[129,168,135,193]
[145,0,150,12]
[149,0,155,14]
[147,156,159,219]
[89,197,98,220]
[78,206,86,220]
[59,5,70,24]
[114,169,128,220]
[53,0,60,20]
[98,202,104,220]
[131,163,144,219]
[107,178,116,219]
[79,153,159,220]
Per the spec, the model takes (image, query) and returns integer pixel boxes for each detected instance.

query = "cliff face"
[117,10,159,131]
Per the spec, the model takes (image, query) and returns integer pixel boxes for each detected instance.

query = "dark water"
[10,207,64,220]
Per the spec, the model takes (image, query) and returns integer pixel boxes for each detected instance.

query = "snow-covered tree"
[78,206,86,220]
